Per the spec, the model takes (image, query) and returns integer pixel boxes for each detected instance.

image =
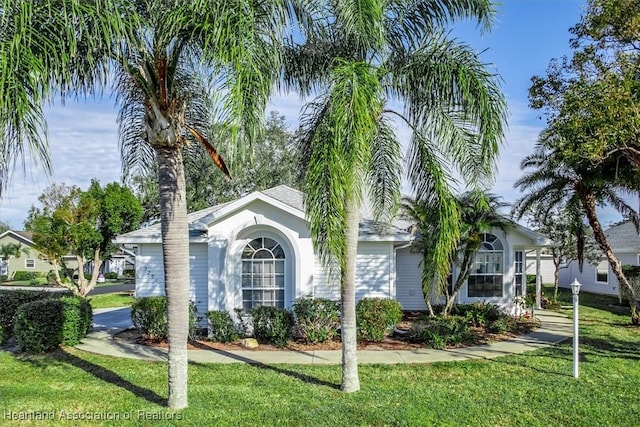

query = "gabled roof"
[604,221,640,253]
[116,185,413,244]
[0,230,34,245]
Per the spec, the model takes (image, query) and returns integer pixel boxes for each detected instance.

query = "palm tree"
[287,0,506,392]
[513,142,640,322]
[1,0,305,409]
[404,192,510,316]
[443,191,510,315]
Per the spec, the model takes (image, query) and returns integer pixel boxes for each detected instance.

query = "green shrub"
[12,271,39,281]
[450,302,501,327]
[131,297,167,340]
[356,298,403,342]
[408,316,475,349]
[293,297,340,343]
[488,317,510,334]
[0,274,7,282]
[104,272,118,280]
[60,295,93,345]
[206,310,238,343]
[251,306,294,347]
[123,269,135,278]
[526,274,537,284]
[0,290,65,343]
[130,296,201,341]
[13,299,65,353]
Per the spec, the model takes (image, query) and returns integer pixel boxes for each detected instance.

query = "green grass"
[89,292,134,309]
[0,277,49,286]
[1,293,639,426]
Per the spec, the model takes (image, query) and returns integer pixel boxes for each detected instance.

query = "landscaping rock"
[241,338,259,349]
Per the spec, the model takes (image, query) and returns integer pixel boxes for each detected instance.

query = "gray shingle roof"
[605,221,640,253]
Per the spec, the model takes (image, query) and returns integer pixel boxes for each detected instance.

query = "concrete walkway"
[76,308,573,365]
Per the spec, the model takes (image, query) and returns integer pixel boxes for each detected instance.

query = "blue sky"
[3,0,610,229]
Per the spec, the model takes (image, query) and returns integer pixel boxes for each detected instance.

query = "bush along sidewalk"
[12,295,92,353]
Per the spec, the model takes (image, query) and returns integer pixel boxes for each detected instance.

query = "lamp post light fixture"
[570,278,581,378]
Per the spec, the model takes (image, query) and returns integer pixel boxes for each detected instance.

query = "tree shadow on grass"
[189,346,340,390]
[47,349,166,406]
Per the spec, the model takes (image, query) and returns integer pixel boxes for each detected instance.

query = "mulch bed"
[114,319,540,352]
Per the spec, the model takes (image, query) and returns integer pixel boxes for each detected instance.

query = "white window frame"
[467,233,504,298]
[25,259,36,269]
[595,260,609,284]
[241,237,286,312]
[514,250,524,296]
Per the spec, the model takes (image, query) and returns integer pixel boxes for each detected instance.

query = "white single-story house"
[115,185,553,317]
[559,221,640,297]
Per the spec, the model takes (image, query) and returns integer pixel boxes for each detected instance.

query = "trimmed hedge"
[130,296,201,341]
[356,298,403,342]
[60,295,93,345]
[12,271,42,281]
[0,290,66,343]
[104,272,118,280]
[293,297,340,343]
[13,296,92,353]
[251,306,294,347]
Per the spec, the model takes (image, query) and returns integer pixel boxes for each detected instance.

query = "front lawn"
[89,292,134,309]
[1,293,639,426]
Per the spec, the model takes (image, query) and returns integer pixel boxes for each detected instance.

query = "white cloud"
[0,99,121,228]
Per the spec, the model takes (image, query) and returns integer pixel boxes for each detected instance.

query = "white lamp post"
[570,278,581,378]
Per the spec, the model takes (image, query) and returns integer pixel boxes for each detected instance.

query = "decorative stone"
[241,338,259,349]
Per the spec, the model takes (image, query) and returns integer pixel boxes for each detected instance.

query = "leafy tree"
[288,1,506,392]
[1,1,306,408]
[25,181,141,296]
[0,222,10,234]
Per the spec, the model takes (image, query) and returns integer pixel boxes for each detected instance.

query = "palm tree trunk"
[579,187,639,322]
[157,145,190,409]
[444,250,473,316]
[341,196,360,393]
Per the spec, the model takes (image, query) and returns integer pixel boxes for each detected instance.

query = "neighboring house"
[99,248,136,277]
[115,185,553,317]
[0,230,54,278]
[525,251,555,285]
[559,220,640,297]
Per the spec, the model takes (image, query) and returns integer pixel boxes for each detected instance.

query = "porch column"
[536,248,542,309]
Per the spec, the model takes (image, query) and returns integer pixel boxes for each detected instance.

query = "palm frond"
[385,30,506,186]
[365,115,401,229]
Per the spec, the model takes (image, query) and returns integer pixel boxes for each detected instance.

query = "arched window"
[468,233,504,297]
[241,237,285,311]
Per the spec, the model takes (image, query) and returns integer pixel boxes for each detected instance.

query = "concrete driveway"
[92,307,133,333]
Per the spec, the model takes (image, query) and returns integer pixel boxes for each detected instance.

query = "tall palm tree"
[0,0,305,409]
[513,142,640,321]
[287,0,506,392]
